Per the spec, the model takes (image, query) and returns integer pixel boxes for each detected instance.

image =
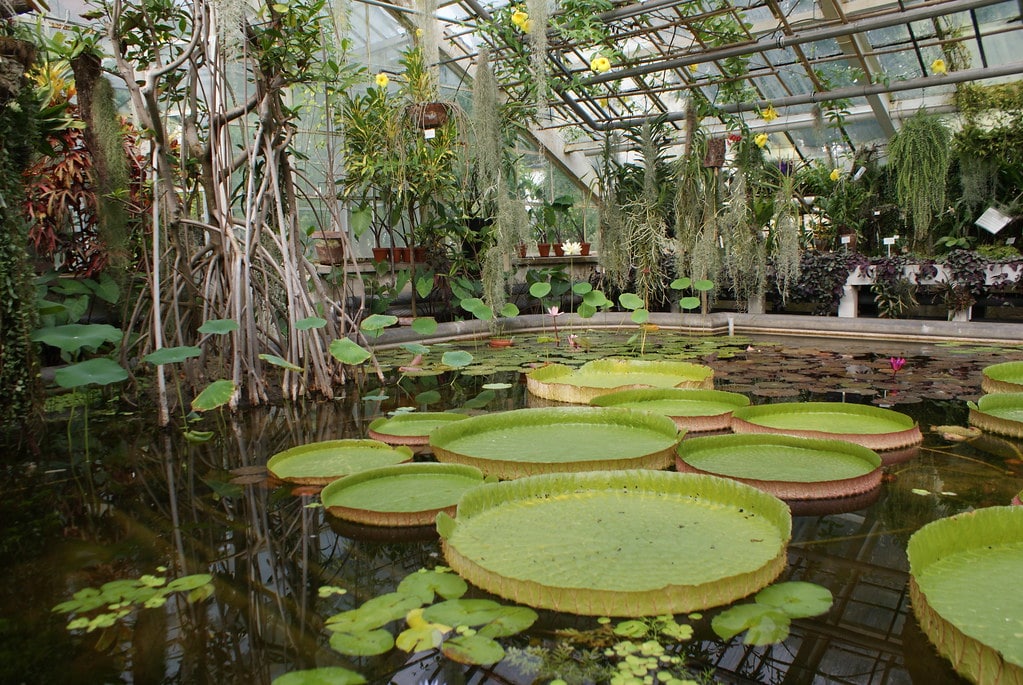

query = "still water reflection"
[2,335,1021,684]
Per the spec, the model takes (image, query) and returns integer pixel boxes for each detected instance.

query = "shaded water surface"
[3,334,1022,684]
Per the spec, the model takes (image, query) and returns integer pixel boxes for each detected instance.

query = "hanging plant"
[887,111,952,250]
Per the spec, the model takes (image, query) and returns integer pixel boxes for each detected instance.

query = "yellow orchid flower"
[931,58,947,75]
[760,105,779,122]
[521,18,533,32]
[511,9,528,27]
[375,73,390,88]
[754,133,769,148]
[830,168,842,182]
[590,55,612,73]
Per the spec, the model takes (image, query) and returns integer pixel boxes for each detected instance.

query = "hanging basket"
[313,231,346,265]
[407,102,450,129]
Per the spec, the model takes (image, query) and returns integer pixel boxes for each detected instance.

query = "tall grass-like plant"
[887,112,952,249]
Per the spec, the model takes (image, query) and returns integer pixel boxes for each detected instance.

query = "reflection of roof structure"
[358,0,1023,165]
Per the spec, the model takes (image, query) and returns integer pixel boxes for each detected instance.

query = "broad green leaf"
[397,569,468,604]
[401,341,432,354]
[755,582,833,619]
[694,279,714,291]
[582,290,609,307]
[577,303,596,318]
[461,389,495,409]
[529,282,551,299]
[441,634,505,666]
[273,667,367,685]
[670,277,692,290]
[421,599,507,627]
[442,350,473,368]
[712,603,791,645]
[498,302,520,318]
[32,323,122,355]
[350,206,373,239]
[476,606,539,638]
[482,382,512,390]
[411,317,438,335]
[630,308,650,324]
[361,314,398,335]
[328,629,393,656]
[679,296,701,311]
[572,282,592,295]
[54,358,129,388]
[415,390,441,405]
[198,319,238,335]
[144,346,201,366]
[183,430,214,443]
[396,625,444,653]
[460,298,493,321]
[613,619,649,638]
[191,380,235,412]
[259,354,303,372]
[165,574,213,592]
[294,316,327,331]
[619,293,644,310]
[415,274,434,300]
[330,338,371,364]
[91,273,120,303]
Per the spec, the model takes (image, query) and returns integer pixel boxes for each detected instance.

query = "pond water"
[3,332,1022,684]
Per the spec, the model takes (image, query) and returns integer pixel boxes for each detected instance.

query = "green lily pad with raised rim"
[429,407,682,479]
[437,470,791,617]
[730,401,922,455]
[981,361,1023,394]
[526,358,714,404]
[267,439,412,485]
[676,433,882,503]
[591,388,750,432]
[968,393,1023,439]
[907,506,1023,685]
[367,412,471,446]
[320,463,485,527]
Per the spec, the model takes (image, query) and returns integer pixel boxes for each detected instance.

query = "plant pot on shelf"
[579,242,591,256]
[516,243,528,258]
[314,231,346,265]
[412,246,428,263]
[372,246,391,263]
[553,243,565,257]
[537,242,552,257]
[392,247,410,263]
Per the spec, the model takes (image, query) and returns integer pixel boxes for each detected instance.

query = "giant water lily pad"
[968,393,1023,439]
[907,506,1023,685]
[591,388,750,432]
[437,470,791,616]
[320,463,485,527]
[981,361,1023,394]
[676,434,882,503]
[429,407,682,479]
[526,358,714,404]
[730,401,922,455]
[267,439,412,485]
[368,412,470,446]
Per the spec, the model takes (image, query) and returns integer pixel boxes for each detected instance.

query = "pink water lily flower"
[547,305,562,344]
[889,357,906,376]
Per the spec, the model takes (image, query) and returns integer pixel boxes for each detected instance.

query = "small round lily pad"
[591,388,750,432]
[367,412,470,446]
[267,439,412,485]
[730,401,922,455]
[321,463,485,527]
[676,433,883,503]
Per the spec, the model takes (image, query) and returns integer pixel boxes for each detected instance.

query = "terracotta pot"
[579,242,591,256]
[372,247,391,263]
[489,338,514,348]
[516,244,527,258]
[412,246,428,263]
[392,247,410,263]
[537,242,552,257]
[407,102,449,129]
[553,244,565,257]
[313,231,346,265]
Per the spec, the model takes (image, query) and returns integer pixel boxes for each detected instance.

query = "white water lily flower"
[561,240,582,256]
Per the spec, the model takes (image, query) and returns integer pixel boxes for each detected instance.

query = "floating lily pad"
[968,393,1023,439]
[367,412,471,446]
[981,361,1023,394]
[907,506,1023,685]
[437,470,791,616]
[590,388,750,432]
[321,463,485,527]
[730,401,922,454]
[267,439,412,485]
[526,358,714,404]
[429,407,682,479]
[676,434,882,504]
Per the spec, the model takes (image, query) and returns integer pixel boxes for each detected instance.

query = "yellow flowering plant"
[589,55,612,73]
[754,133,769,148]
[760,105,778,122]
[374,73,390,88]
[930,58,947,75]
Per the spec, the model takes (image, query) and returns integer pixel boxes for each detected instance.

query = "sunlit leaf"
[198,319,238,335]
[144,346,201,366]
[294,317,327,331]
[679,296,701,311]
[54,358,129,388]
[441,633,505,665]
[712,604,791,645]
[397,569,468,604]
[529,282,551,299]
[619,293,644,310]
[755,582,832,619]
[442,350,473,368]
[498,302,520,318]
[273,667,367,685]
[361,314,398,335]
[260,354,303,372]
[31,323,122,355]
[694,279,714,291]
[328,629,394,656]
[191,380,235,412]
[411,318,438,335]
[630,308,650,324]
[330,338,371,365]
[572,282,592,295]
[670,277,692,290]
